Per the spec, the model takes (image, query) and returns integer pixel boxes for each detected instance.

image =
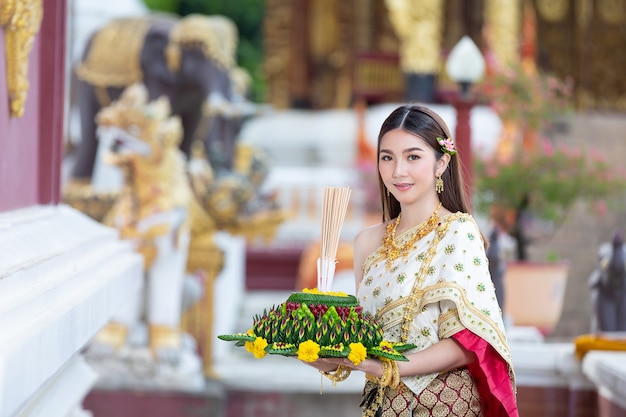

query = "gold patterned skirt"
[360,368,482,417]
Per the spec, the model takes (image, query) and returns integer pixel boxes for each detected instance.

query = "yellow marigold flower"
[297,340,320,362]
[302,288,348,297]
[348,342,367,365]
[244,329,257,353]
[252,337,268,359]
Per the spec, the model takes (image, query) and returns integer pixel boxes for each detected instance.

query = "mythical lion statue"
[90,83,222,368]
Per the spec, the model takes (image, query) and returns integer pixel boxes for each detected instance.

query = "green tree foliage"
[142,0,179,13]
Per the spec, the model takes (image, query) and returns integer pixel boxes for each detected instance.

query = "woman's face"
[379,128,442,207]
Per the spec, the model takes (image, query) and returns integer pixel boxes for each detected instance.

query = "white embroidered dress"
[357,212,513,396]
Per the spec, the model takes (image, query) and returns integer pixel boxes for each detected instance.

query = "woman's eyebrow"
[402,147,425,153]
[380,147,425,154]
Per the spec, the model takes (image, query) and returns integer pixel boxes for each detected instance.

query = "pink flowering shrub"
[478,63,574,131]
[474,140,626,223]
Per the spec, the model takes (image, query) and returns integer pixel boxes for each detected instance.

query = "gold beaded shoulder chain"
[398,216,457,342]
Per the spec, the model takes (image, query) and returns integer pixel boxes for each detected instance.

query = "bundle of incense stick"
[317,186,352,292]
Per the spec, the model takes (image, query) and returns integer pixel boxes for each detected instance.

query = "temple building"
[263,0,626,111]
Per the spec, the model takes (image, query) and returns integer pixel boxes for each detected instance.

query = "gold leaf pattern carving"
[0,0,43,117]
[0,0,43,118]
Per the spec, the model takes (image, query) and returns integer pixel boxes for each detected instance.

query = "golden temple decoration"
[598,0,624,24]
[385,0,443,73]
[263,0,292,108]
[0,0,42,117]
[75,18,149,88]
[484,0,521,67]
[180,237,224,378]
[544,0,622,29]
[536,0,569,22]
[575,0,593,28]
[309,0,339,59]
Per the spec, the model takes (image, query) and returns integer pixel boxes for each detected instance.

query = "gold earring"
[436,175,444,193]
[386,188,390,197]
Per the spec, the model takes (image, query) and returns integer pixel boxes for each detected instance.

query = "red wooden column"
[452,97,476,200]
[0,0,66,212]
[38,0,67,206]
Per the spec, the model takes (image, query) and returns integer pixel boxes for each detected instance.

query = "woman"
[315,104,519,417]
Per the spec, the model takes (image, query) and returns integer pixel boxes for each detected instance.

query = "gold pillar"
[384,0,444,74]
[353,0,374,51]
[180,238,224,378]
[484,0,522,67]
[179,196,224,378]
[262,0,293,108]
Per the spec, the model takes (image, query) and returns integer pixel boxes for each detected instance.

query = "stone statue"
[487,227,506,312]
[589,230,626,332]
[70,13,239,183]
[84,84,219,389]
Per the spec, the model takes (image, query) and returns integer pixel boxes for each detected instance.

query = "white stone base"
[0,205,143,417]
[86,331,206,393]
[15,355,98,417]
[583,351,626,410]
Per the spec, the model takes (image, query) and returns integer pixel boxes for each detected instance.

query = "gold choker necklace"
[382,203,442,269]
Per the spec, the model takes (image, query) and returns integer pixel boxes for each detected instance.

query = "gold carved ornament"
[385,0,443,73]
[0,0,43,118]
[484,0,521,67]
[262,0,292,108]
[549,0,626,27]
[598,0,624,25]
[536,0,568,23]
[575,0,593,28]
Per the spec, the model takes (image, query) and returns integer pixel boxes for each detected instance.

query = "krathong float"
[218,187,416,365]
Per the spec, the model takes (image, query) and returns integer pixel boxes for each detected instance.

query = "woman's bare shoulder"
[354,222,387,255]
[353,222,387,286]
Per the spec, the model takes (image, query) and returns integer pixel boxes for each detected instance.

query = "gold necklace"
[382,203,442,269]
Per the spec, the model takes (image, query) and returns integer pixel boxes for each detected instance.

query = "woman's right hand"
[297,357,340,373]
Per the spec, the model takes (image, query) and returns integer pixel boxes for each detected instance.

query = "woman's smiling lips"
[394,182,413,191]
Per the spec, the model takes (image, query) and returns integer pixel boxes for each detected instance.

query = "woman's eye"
[380,155,391,161]
[408,154,419,161]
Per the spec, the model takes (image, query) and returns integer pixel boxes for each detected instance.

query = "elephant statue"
[70,13,239,183]
[589,230,626,332]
